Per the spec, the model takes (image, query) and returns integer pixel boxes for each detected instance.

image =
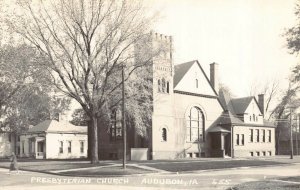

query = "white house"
[20,120,87,159]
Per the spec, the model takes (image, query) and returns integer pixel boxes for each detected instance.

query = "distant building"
[278,132,300,155]
[99,32,276,160]
[19,120,87,159]
[0,132,15,158]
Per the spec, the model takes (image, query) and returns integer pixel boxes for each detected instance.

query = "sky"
[149,0,299,97]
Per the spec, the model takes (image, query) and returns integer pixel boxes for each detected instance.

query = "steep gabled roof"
[230,96,254,115]
[173,60,195,87]
[173,60,218,96]
[27,120,87,133]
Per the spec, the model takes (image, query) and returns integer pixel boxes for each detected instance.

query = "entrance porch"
[29,136,46,159]
[209,126,231,157]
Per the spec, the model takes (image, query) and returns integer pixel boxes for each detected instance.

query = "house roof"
[27,120,87,134]
[209,90,276,130]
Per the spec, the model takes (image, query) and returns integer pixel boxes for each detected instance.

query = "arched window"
[162,128,167,141]
[162,78,166,93]
[158,79,161,92]
[166,82,169,93]
[187,107,205,142]
[250,116,251,121]
[110,109,122,141]
[196,79,198,88]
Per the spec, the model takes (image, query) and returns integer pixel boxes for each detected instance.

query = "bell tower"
[150,32,175,159]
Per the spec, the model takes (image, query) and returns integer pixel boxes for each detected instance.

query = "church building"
[98,32,276,160]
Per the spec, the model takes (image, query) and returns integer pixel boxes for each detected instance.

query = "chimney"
[258,94,265,116]
[210,62,219,94]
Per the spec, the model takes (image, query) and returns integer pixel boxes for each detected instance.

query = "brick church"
[98,32,276,160]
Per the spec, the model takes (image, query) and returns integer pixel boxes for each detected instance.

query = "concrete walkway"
[52,163,169,174]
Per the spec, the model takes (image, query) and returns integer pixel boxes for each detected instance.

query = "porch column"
[35,139,37,158]
[220,133,225,157]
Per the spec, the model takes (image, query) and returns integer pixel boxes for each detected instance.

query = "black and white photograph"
[0,0,300,189]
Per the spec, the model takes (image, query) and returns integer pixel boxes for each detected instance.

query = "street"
[0,163,299,190]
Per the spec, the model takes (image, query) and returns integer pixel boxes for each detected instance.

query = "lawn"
[0,159,110,172]
[229,177,300,190]
[59,166,153,176]
[144,160,285,172]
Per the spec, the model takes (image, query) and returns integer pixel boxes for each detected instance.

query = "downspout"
[231,126,234,158]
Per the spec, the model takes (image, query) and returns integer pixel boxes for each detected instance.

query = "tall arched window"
[110,109,122,141]
[187,107,204,142]
[162,128,167,141]
[196,79,198,88]
[162,78,166,93]
[158,79,161,92]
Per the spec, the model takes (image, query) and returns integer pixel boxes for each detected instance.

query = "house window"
[187,107,205,142]
[68,141,72,153]
[256,129,259,142]
[158,79,161,92]
[250,152,254,157]
[241,134,244,145]
[268,151,272,156]
[268,130,271,142]
[162,78,166,93]
[187,153,193,158]
[236,134,239,145]
[250,129,253,142]
[80,141,84,153]
[162,128,167,141]
[256,152,260,156]
[166,82,169,93]
[253,114,255,121]
[262,129,265,142]
[196,79,198,88]
[110,109,122,141]
[59,141,63,153]
[263,151,266,156]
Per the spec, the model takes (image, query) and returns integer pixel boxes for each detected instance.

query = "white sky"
[149,0,299,96]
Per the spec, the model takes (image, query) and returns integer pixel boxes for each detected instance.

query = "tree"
[0,44,70,133]
[248,80,280,121]
[9,0,164,163]
[70,108,88,126]
[285,1,300,54]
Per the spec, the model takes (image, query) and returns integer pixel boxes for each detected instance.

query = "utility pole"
[297,114,299,156]
[122,65,127,169]
[290,107,294,159]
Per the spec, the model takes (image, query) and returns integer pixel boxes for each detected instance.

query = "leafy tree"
[0,44,70,133]
[9,0,164,163]
[70,108,88,126]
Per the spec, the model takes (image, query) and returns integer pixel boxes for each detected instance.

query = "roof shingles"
[27,120,87,133]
